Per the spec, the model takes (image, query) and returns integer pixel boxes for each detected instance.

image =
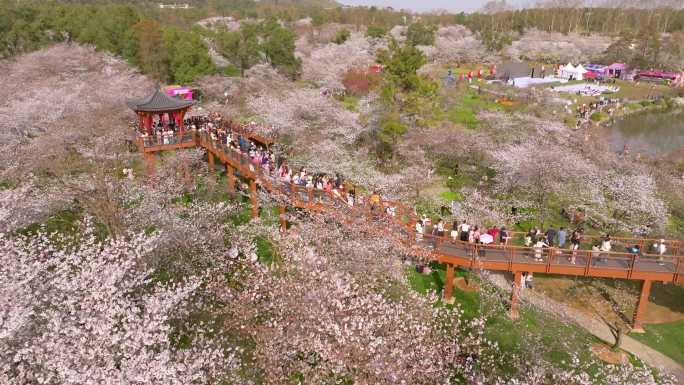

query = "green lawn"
[406,263,605,374]
[630,320,684,365]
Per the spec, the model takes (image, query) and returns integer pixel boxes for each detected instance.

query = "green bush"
[590,112,607,121]
[406,22,436,46]
[448,106,478,129]
[366,25,386,39]
[223,64,241,77]
[339,95,358,112]
[333,28,351,44]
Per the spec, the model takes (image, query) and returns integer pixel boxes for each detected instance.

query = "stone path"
[484,272,684,383]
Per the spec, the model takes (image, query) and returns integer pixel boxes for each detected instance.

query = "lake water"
[606,110,684,157]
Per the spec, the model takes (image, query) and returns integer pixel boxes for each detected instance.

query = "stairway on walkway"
[485,272,684,382]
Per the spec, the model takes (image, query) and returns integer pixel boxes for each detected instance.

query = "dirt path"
[485,272,684,383]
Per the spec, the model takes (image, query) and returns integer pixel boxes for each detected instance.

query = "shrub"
[223,64,241,77]
[448,106,478,129]
[333,28,351,44]
[590,112,607,121]
[407,22,436,46]
[366,25,386,39]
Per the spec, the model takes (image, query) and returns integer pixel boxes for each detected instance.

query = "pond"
[605,110,684,157]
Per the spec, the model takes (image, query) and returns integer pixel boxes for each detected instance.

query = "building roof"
[127,88,194,113]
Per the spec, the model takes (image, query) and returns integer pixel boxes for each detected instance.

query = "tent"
[559,63,575,79]
[560,63,588,80]
[585,64,607,77]
[607,63,627,78]
[575,64,589,80]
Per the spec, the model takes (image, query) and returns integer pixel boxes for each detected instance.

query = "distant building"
[159,3,191,9]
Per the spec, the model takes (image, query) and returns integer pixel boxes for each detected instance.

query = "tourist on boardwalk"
[570,229,582,264]
[524,232,533,247]
[533,237,549,261]
[545,227,557,247]
[458,220,470,242]
[558,227,567,248]
[654,239,667,265]
[433,219,445,237]
[450,221,459,240]
[487,226,500,243]
[471,226,481,244]
[415,220,424,241]
[500,227,510,245]
[527,228,540,244]
[591,243,601,265]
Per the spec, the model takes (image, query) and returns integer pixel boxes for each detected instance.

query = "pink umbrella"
[479,233,494,244]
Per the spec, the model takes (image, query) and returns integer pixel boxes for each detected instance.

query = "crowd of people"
[134,114,675,269]
[414,218,672,266]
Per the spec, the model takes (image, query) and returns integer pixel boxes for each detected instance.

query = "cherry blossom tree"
[0,222,238,385]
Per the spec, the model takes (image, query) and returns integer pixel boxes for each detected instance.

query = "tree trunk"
[611,327,622,351]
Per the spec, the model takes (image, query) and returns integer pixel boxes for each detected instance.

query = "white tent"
[575,64,589,80]
[560,63,588,80]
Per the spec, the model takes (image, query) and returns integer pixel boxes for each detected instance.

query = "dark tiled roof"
[127,89,194,112]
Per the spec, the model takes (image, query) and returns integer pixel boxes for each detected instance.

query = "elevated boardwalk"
[136,128,683,329]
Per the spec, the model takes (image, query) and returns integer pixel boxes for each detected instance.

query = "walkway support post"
[144,152,156,178]
[250,180,258,219]
[226,164,235,197]
[632,279,652,333]
[444,264,455,304]
[278,206,287,232]
[207,151,215,175]
[510,271,522,320]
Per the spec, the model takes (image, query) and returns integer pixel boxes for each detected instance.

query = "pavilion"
[127,87,194,135]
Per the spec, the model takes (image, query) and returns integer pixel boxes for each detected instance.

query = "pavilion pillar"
[510,271,522,320]
[278,205,287,232]
[250,180,258,219]
[632,279,652,333]
[444,263,455,303]
[207,151,215,175]
[145,114,153,136]
[226,164,236,197]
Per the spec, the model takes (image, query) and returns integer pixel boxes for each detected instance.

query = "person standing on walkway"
[487,226,500,242]
[558,227,567,248]
[458,220,470,242]
[415,220,424,242]
[546,227,557,247]
[500,227,510,245]
[450,221,459,240]
[533,238,549,261]
[654,239,667,265]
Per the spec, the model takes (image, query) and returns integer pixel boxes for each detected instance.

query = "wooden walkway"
[136,129,683,330]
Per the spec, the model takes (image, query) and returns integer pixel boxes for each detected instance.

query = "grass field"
[407,263,607,374]
[630,320,684,365]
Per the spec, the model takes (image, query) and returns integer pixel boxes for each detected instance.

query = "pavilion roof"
[127,88,193,113]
